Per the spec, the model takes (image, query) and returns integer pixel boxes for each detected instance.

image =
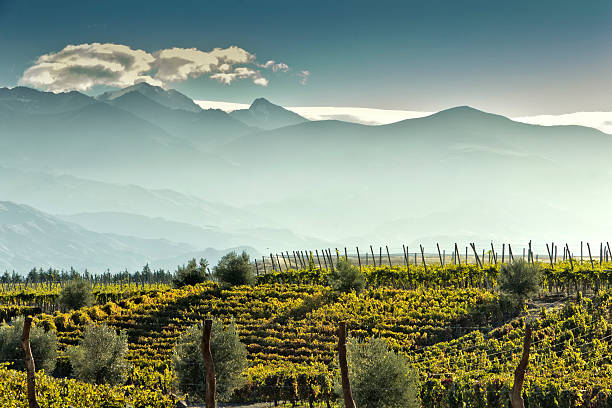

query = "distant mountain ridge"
[97,82,202,112]
[230,97,309,130]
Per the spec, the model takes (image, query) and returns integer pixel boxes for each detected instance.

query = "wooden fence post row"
[251,242,612,275]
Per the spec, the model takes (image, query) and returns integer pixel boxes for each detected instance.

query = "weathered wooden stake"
[436,243,443,266]
[21,316,40,408]
[386,245,392,267]
[587,242,594,269]
[356,247,362,271]
[337,322,356,408]
[201,320,216,408]
[370,245,376,267]
[420,245,427,272]
[509,323,532,408]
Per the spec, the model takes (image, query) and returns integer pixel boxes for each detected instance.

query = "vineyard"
[1,260,612,407]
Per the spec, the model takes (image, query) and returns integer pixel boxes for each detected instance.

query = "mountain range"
[1,83,611,271]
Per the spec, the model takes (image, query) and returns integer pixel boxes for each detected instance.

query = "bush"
[498,259,542,305]
[67,324,130,385]
[213,251,253,286]
[329,258,365,293]
[172,319,248,401]
[0,316,57,372]
[173,258,209,287]
[59,279,94,311]
[344,337,419,408]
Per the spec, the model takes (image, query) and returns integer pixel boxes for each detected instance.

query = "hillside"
[0,201,227,272]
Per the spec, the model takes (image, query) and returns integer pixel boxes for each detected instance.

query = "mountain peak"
[229,98,308,130]
[250,97,273,108]
[97,83,201,113]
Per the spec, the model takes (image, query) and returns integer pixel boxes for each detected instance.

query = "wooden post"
[370,245,376,267]
[379,247,382,267]
[344,247,348,261]
[254,259,259,276]
[262,256,267,274]
[470,243,483,268]
[502,243,505,264]
[281,253,289,270]
[546,243,553,268]
[316,250,322,269]
[509,324,532,408]
[201,320,216,408]
[21,316,40,408]
[420,245,427,272]
[337,322,356,408]
[455,243,461,266]
[491,242,498,265]
[587,242,594,269]
[437,243,443,266]
[509,244,514,263]
[356,247,362,271]
[402,245,408,266]
[566,244,574,270]
[276,254,283,271]
[386,246,392,267]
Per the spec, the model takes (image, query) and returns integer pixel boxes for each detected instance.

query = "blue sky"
[1,0,612,115]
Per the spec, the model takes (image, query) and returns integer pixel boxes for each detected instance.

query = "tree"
[213,251,253,286]
[0,316,57,373]
[344,337,419,408]
[329,258,365,293]
[498,259,542,305]
[172,319,248,401]
[173,258,209,287]
[58,279,94,311]
[66,324,130,385]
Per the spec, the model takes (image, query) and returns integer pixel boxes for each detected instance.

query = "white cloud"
[195,99,433,124]
[193,100,612,132]
[297,70,310,85]
[257,60,290,72]
[20,43,161,92]
[513,112,612,135]
[20,43,294,92]
[210,67,269,86]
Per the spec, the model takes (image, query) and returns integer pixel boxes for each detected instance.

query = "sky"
[2,0,612,116]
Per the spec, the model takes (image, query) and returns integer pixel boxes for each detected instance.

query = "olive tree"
[0,316,57,372]
[67,324,130,385]
[172,319,247,401]
[343,337,419,408]
[498,259,542,305]
[329,258,365,293]
[213,251,253,286]
[59,279,94,311]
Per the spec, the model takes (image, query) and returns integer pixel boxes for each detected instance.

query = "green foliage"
[0,315,57,372]
[329,258,365,293]
[171,319,248,401]
[498,259,542,304]
[67,323,130,385]
[173,258,209,287]
[59,279,94,311]
[213,251,253,286]
[345,337,419,408]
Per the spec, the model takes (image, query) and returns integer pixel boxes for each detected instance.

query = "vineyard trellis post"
[21,315,40,408]
[337,322,356,408]
[201,319,217,408]
[386,245,392,267]
[510,323,532,408]
[356,247,362,271]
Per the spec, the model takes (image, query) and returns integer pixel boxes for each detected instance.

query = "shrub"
[329,258,365,293]
[0,316,57,372]
[213,251,253,286]
[173,258,209,287]
[59,279,94,311]
[172,319,248,401]
[344,337,419,408]
[498,259,542,305]
[66,324,130,385]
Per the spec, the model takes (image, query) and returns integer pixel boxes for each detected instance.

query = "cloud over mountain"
[20,43,292,92]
